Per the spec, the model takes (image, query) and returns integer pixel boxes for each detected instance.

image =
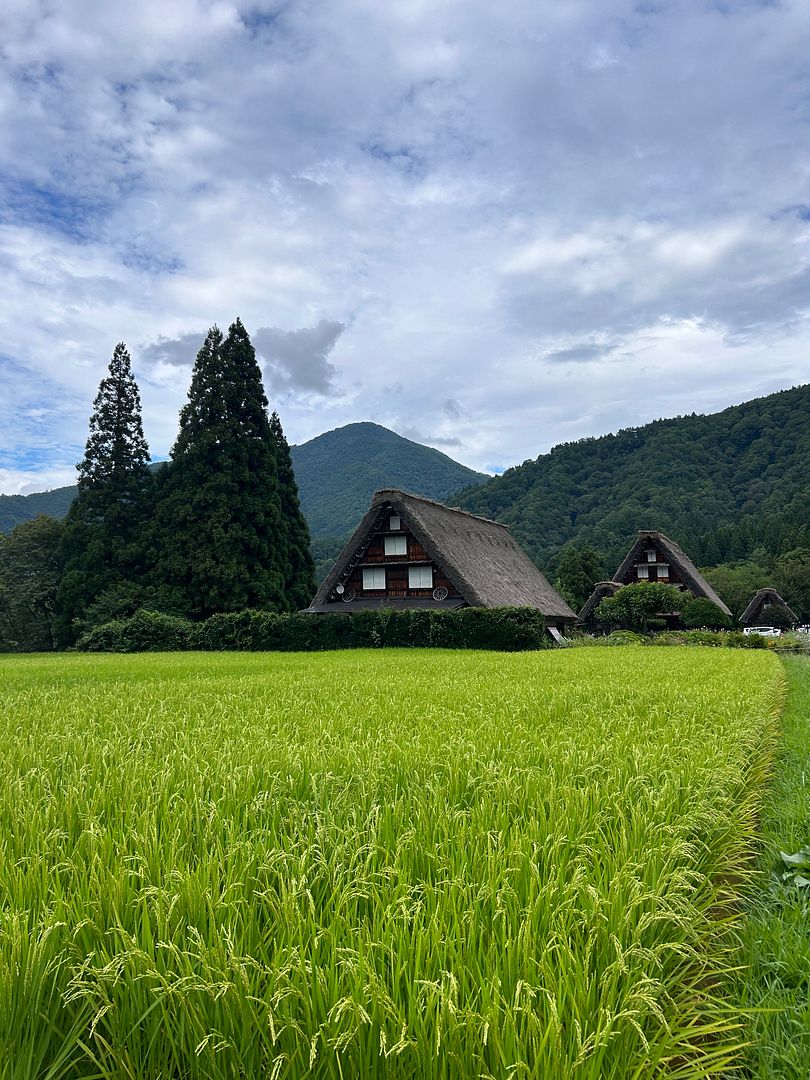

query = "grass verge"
[734,655,810,1078]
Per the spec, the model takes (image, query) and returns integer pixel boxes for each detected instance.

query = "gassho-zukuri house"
[739,588,798,629]
[304,489,577,640]
[579,530,733,629]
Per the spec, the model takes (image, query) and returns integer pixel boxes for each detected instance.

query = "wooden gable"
[325,501,463,607]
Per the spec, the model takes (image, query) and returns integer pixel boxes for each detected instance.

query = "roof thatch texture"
[578,581,622,622]
[306,488,577,620]
[739,588,799,626]
[613,531,732,617]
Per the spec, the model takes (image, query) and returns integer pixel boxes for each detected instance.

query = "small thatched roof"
[306,489,577,620]
[739,588,799,626]
[613,531,732,617]
[578,581,622,622]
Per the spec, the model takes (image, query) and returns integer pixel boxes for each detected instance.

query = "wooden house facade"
[579,530,732,628]
[305,489,577,633]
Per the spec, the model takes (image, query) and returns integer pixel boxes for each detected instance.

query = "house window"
[389,515,401,531]
[637,564,649,580]
[362,567,386,590]
[408,565,433,589]
[656,564,669,579]
[384,535,407,556]
[646,548,656,562]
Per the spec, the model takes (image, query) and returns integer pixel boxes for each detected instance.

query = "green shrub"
[76,606,552,653]
[680,597,732,629]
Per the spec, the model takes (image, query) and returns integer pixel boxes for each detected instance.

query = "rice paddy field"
[0,647,786,1079]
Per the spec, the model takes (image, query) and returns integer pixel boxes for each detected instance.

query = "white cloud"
[1,0,810,489]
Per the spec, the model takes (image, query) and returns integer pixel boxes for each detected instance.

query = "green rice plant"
[0,647,784,1078]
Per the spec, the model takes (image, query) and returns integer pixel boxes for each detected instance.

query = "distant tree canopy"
[553,543,605,612]
[0,515,64,651]
[455,384,810,575]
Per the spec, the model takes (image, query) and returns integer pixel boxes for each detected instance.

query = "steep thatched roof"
[739,588,799,626]
[306,489,577,620]
[613,531,732,617]
[578,581,622,622]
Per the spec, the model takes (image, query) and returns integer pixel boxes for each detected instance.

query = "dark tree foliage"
[774,548,810,622]
[153,320,290,619]
[455,384,810,574]
[56,343,151,644]
[0,516,65,651]
[270,411,317,609]
[701,562,773,619]
[679,596,732,629]
[553,543,605,611]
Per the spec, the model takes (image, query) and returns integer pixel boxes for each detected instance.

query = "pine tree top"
[77,342,150,492]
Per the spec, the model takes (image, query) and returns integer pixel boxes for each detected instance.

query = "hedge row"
[75,606,553,653]
[574,629,805,650]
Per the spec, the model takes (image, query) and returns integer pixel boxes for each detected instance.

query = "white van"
[742,626,782,637]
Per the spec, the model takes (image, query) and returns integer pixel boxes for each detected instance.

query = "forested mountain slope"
[455,384,810,574]
[0,423,487,539]
[291,422,487,539]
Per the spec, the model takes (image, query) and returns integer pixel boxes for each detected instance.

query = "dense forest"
[453,384,810,618]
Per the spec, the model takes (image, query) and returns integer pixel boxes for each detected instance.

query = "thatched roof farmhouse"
[579,530,732,627]
[305,489,577,633]
[739,588,798,628]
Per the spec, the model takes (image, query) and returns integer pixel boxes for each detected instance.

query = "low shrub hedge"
[75,606,552,653]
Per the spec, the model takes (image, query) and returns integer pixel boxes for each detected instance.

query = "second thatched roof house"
[304,489,577,636]
[740,588,798,629]
[579,530,732,627]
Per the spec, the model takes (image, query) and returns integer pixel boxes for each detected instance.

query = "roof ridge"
[372,488,509,528]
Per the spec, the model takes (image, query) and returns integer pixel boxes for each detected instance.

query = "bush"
[76,611,194,652]
[77,606,553,653]
[680,597,732,630]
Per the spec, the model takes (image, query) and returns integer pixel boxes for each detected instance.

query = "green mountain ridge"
[0,422,489,541]
[454,383,810,576]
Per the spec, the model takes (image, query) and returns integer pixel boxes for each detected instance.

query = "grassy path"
[735,655,810,1078]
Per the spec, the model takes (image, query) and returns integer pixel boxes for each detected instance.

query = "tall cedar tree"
[154,320,295,618]
[56,343,151,644]
[270,410,317,609]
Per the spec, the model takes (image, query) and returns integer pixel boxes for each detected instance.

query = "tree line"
[0,320,316,651]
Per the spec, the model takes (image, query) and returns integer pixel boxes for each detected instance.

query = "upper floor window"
[637,564,650,580]
[389,515,401,531]
[363,567,386,590]
[409,565,433,589]
[646,548,657,562]
[384,535,407,556]
[656,564,669,579]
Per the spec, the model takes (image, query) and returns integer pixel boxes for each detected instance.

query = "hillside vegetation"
[291,422,487,538]
[455,384,810,574]
[0,422,487,539]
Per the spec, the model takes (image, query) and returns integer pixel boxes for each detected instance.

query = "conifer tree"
[270,410,317,609]
[56,343,151,644]
[153,320,289,618]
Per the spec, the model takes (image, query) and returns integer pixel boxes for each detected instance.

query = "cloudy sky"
[1,0,809,493]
